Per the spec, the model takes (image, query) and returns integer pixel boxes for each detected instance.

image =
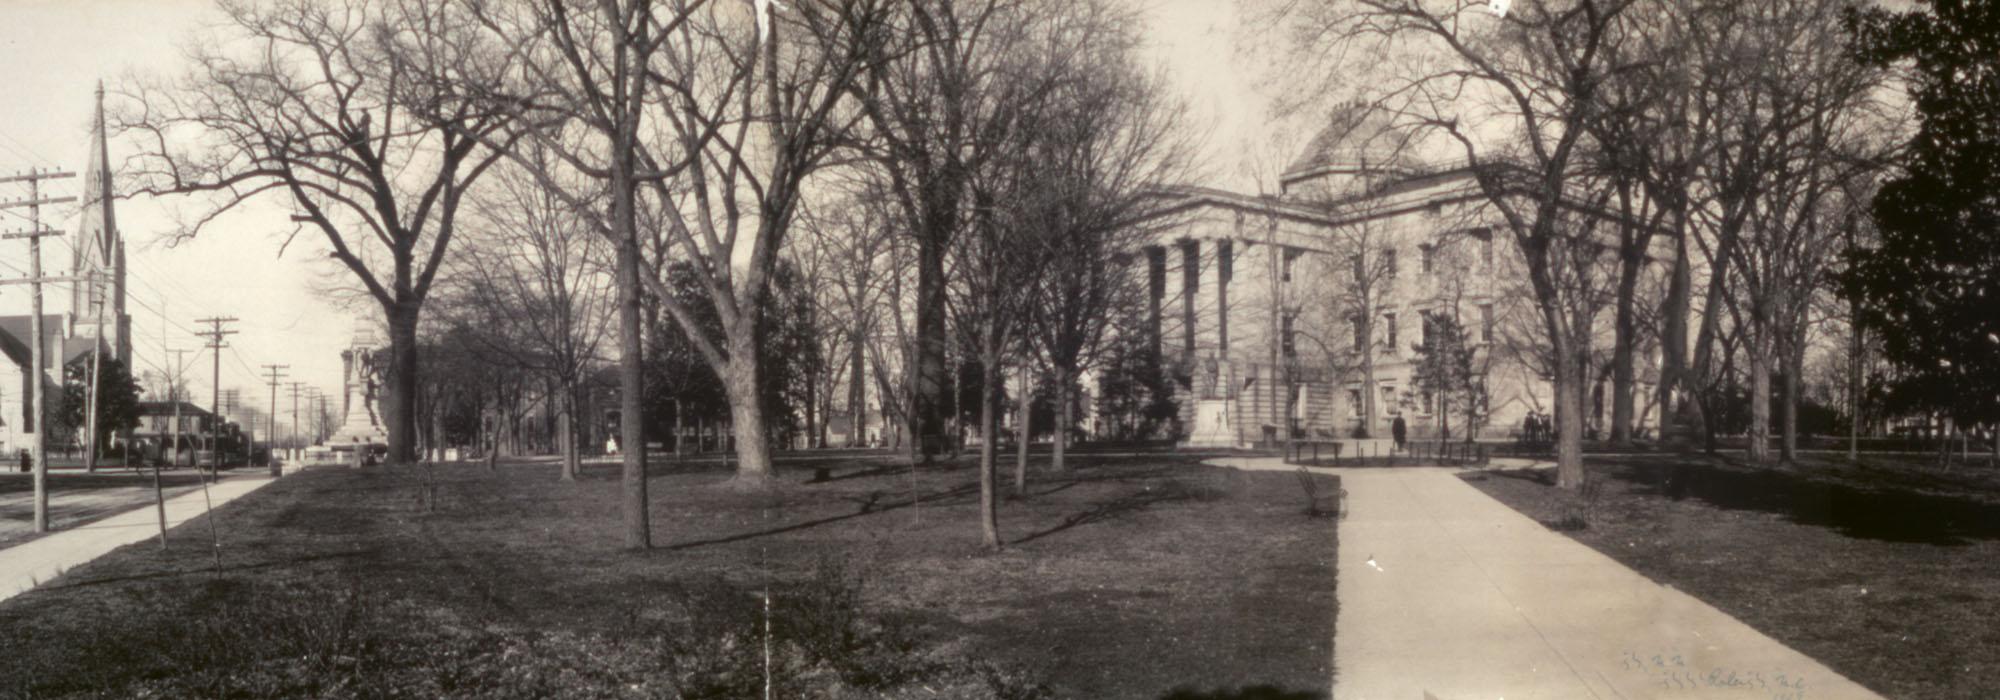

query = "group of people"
[1521,410,1555,444]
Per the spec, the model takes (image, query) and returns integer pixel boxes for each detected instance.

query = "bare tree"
[798,190,896,447]
[435,151,613,479]
[448,0,888,544]
[1294,182,1411,441]
[1018,46,1193,474]
[1701,0,1891,463]
[852,0,1070,464]
[116,0,522,464]
[1284,0,1651,488]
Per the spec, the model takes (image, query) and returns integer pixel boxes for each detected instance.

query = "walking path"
[1208,457,1883,700]
[0,475,275,605]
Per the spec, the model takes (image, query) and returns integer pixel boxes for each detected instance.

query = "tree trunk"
[1748,335,1772,464]
[384,303,422,464]
[911,237,949,463]
[1781,330,1802,463]
[1610,256,1641,444]
[1554,338,1587,489]
[1658,207,1693,446]
[1438,388,1450,455]
[1691,248,1731,454]
[614,177,650,549]
[1014,364,1029,497]
[978,355,1001,551]
[1361,319,1377,439]
[805,362,818,450]
[560,382,579,480]
[1052,368,1070,472]
[723,327,774,484]
[1848,306,1862,462]
[849,326,866,448]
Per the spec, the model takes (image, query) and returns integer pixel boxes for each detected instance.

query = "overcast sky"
[0,0,1284,431]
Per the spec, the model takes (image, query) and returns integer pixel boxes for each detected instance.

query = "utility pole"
[160,347,192,547]
[2,168,77,533]
[312,390,329,443]
[288,381,304,455]
[83,273,105,473]
[196,317,237,475]
[263,365,286,468]
[166,349,191,467]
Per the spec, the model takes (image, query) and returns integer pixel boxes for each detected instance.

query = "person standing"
[1392,414,1409,453]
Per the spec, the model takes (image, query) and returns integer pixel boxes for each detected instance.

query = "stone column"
[1218,239,1232,357]
[1181,238,1199,366]
[1146,246,1166,367]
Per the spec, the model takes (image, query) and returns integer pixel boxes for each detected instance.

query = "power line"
[194,316,237,474]
[262,364,288,451]
[0,132,58,169]
[2,168,77,533]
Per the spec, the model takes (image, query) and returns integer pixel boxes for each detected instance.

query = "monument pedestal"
[1182,398,1237,448]
[329,326,388,463]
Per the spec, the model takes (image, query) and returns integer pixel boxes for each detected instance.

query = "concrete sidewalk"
[1209,457,1882,700]
[0,475,275,605]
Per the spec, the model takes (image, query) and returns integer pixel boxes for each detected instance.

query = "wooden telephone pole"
[195,317,237,474]
[287,381,304,454]
[1,169,77,533]
[262,365,286,468]
[160,347,193,547]
[82,273,105,473]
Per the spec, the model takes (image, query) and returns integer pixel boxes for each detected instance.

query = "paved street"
[1210,457,1884,700]
[0,471,214,548]
[0,474,274,605]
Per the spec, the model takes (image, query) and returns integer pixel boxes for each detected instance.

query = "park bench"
[1294,466,1345,519]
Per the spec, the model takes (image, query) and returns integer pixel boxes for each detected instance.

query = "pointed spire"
[71,80,126,364]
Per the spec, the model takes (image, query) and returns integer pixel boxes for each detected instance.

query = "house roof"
[0,315,62,369]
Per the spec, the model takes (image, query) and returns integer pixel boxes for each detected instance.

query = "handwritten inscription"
[1620,651,1808,700]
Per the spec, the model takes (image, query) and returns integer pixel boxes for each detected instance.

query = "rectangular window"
[1350,254,1364,283]
[1282,312,1297,358]
[1384,312,1398,350]
[1480,303,1495,342]
[1350,314,1365,350]
[1421,244,1435,274]
[1347,388,1363,415]
[1421,312,1435,348]
[1384,248,1398,278]
[1481,230,1495,268]
[1281,247,1298,282]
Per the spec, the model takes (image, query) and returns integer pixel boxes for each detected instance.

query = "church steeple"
[71,81,129,365]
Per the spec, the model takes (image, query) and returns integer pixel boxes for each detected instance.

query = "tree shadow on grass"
[662,482,981,550]
[1609,459,2000,545]
[1013,480,1214,545]
[1159,685,1321,700]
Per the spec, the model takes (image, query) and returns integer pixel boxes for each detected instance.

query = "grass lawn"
[0,452,1338,699]
[1463,453,2000,700]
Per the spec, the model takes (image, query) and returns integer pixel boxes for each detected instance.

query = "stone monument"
[1184,354,1237,448]
[330,325,388,456]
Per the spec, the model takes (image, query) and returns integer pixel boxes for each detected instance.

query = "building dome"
[1280,101,1420,197]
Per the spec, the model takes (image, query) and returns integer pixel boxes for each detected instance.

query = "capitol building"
[1121,104,1655,447]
